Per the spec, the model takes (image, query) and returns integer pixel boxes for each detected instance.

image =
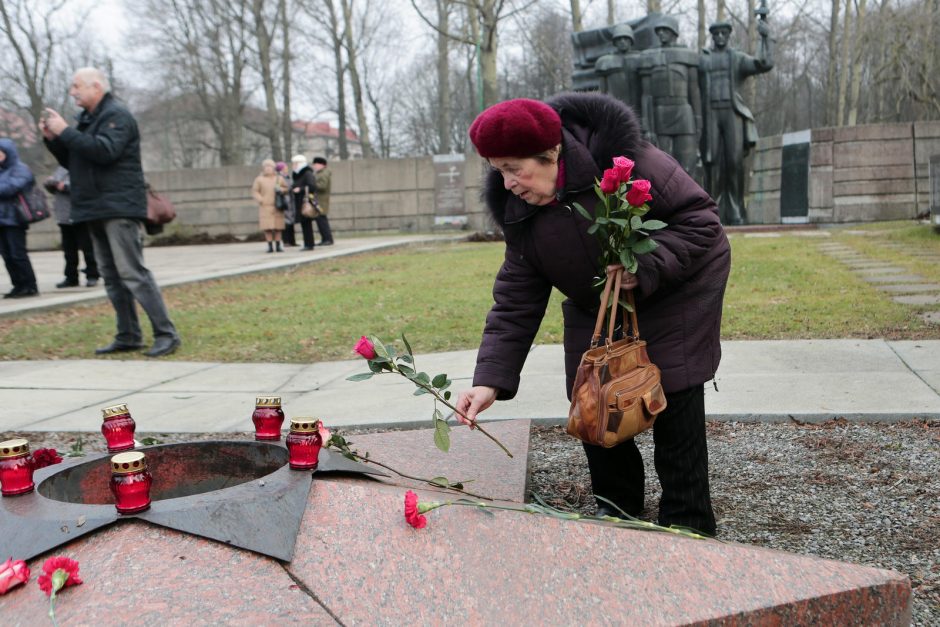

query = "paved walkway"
[2,233,940,433]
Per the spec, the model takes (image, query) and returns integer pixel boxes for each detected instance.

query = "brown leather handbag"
[567,268,667,447]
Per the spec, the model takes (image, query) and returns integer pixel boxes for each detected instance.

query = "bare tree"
[570,0,583,31]
[835,0,852,126]
[846,0,867,126]
[826,0,840,125]
[250,0,285,159]
[340,0,375,158]
[280,0,293,158]
[435,0,454,153]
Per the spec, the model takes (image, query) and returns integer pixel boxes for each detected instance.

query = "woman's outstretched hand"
[606,264,639,289]
[455,386,498,429]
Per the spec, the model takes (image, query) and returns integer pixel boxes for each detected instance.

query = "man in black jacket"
[40,67,181,357]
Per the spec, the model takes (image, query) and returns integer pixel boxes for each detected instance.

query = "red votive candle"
[0,439,34,496]
[286,418,323,470]
[110,451,152,514]
[253,396,285,441]
[101,403,136,453]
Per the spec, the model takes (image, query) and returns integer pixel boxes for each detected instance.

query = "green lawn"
[1,223,937,362]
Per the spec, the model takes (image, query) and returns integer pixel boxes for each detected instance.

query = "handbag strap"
[590,268,641,348]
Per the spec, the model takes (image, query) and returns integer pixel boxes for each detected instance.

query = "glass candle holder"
[252,396,285,441]
[110,451,152,514]
[101,403,136,453]
[0,439,34,496]
[286,418,323,470]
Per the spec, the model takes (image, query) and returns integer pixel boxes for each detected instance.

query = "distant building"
[136,95,362,171]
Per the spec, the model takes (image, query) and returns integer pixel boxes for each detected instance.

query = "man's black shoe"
[595,505,621,519]
[57,280,79,288]
[95,342,144,355]
[144,337,181,358]
[317,240,334,246]
[86,278,99,288]
[9,287,38,298]
[301,246,314,251]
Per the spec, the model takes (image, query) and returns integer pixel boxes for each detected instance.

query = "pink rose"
[625,179,652,207]
[0,558,30,595]
[599,168,620,195]
[404,490,427,529]
[353,336,376,360]
[612,156,634,182]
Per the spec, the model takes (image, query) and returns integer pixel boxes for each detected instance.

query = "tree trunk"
[826,0,840,125]
[280,0,293,159]
[607,0,615,25]
[341,0,374,158]
[717,0,726,21]
[647,0,662,13]
[324,0,349,158]
[846,0,867,126]
[836,0,853,126]
[697,0,706,51]
[479,0,499,108]
[436,0,451,153]
[252,0,283,160]
[569,0,582,32]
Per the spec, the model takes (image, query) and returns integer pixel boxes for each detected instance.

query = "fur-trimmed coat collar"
[483,92,646,225]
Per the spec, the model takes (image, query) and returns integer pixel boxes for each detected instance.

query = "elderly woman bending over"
[455,93,730,536]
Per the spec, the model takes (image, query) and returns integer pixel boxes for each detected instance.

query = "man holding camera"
[40,67,181,358]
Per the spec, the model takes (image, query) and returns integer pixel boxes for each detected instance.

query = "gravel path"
[15,419,938,624]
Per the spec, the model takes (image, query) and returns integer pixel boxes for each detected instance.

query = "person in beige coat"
[252,159,288,253]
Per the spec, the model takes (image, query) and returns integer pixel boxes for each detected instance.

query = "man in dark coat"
[289,154,318,250]
[41,67,181,357]
[457,93,730,535]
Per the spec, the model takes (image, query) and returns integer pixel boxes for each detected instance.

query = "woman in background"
[252,159,288,253]
[0,138,39,298]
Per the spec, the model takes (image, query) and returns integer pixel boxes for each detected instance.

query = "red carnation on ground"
[626,179,653,207]
[37,556,82,597]
[353,336,377,360]
[31,448,63,469]
[0,558,30,595]
[404,490,427,529]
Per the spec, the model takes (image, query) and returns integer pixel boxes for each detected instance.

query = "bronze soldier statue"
[640,15,702,176]
[699,20,774,225]
[595,24,644,121]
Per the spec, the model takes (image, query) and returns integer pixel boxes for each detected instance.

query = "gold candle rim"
[0,438,29,459]
[111,451,147,474]
[289,418,320,433]
[255,396,282,408]
[102,403,131,419]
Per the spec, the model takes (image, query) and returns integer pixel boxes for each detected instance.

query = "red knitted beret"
[468,98,562,158]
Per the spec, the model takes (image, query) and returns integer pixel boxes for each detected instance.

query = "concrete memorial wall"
[749,120,940,224]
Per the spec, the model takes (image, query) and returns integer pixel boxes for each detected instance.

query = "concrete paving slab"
[520,343,566,375]
[482,375,570,420]
[285,386,433,428]
[863,274,926,283]
[0,359,213,390]
[878,283,940,293]
[705,372,940,420]
[0,388,130,430]
[275,359,362,392]
[888,340,940,371]
[920,311,940,325]
[892,294,940,305]
[713,339,910,374]
[147,362,307,393]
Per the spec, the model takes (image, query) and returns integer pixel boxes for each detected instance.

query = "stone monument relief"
[576,10,775,225]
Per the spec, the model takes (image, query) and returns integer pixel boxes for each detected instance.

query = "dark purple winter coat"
[472,92,731,399]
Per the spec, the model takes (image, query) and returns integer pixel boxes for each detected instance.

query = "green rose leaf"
[416,372,430,385]
[433,415,451,452]
[630,215,643,230]
[610,218,629,228]
[367,360,385,373]
[432,373,448,388]
[444,390,452,401]
[572,202,593,221]
[399,354,413,364]
[371,336,390,359]
[632,237,658,255]
[587,223,600,235]
[346,372,373,382]
[401,333,414,357]
[641,219,668,230]
[398,365,415,376]
[413,387,429,396]
[596,216,609,225]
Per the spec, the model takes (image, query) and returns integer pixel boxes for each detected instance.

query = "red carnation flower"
[612,156,635,182]
[353,336,377,360]
[31,448,63,469]
[37,556,82,597]
[404,490,427,529]
[599,168,620,195]
[626,179,653,207]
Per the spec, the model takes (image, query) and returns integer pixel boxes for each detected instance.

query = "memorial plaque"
[432,154,467,227]
[780,130,811,223]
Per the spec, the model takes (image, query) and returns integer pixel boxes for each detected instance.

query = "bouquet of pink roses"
[572,156,666,281]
